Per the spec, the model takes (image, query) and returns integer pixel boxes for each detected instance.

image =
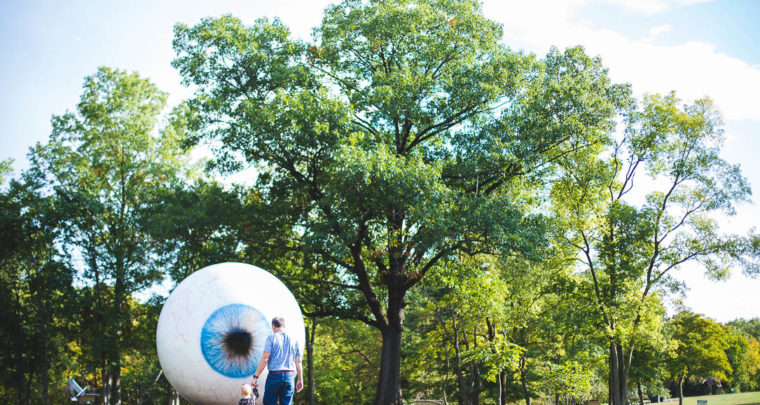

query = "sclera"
[156,262,305,405]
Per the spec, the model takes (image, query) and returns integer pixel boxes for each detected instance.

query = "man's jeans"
[264,372,295,405]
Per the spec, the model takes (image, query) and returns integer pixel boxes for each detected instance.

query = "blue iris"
[200,303,270,378]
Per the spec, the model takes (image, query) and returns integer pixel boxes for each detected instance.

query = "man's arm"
[251,352,270,387]
[295,355,303,392]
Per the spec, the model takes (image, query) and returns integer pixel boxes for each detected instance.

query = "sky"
[1,0,758,323]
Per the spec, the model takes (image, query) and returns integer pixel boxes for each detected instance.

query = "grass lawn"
[504,392,760,405]
[672,391,760,405]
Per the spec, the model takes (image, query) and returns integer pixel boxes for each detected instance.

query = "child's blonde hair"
[241,383,252,398]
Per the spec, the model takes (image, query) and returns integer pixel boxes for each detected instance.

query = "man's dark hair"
[271,317,285,328]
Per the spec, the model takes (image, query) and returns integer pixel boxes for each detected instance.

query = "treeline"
[3,143,760,405]
[2,1,760,405]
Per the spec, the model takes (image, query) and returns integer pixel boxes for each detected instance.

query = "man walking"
[251,317,303,405]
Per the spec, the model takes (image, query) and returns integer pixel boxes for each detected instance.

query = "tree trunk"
[442,351,450,405]
[12,283,27,405]
[499,371,507,405]
[637,381,644,405]
[678,376,684,405]
[470,326,481,405]
[102,364,110,405]
[92,249,108,405]
[374,282,405,405]
[24,370,33,405]
[110,272,125,405]
[375,325,403,405]
[497,369,502,405]
[609,342,631,405]
[13,359,24,405]
[42,327,50,405]
[470,365,480,405]
[110,365,121,405]
[306,317,317,405]
[452,317,468,405]
[520,351,531,405]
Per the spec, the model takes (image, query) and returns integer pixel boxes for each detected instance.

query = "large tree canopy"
[667,311,732,405]
[172,1,630,403]
[552,89,760,405]
[3,3,760,404]
[27,67,188,405]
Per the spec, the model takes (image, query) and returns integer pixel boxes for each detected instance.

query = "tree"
[144,180,246,281]
[627,314,670,405]
[171,1,628,402]
[538,360,595,405]
[27,67,187,405]
[0,159,12,185]
[117,295,175,404]
[666,311,731,405]
[729,318,760,341]
[726,318,760,391]
[512,266,608,405]
[419,256,520,405]
[0,178,75,405]
[554,92,760,405]
[310,317,382,404]
[724,325,760,392]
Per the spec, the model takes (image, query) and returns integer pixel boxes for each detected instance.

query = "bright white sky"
[1,0,758,322]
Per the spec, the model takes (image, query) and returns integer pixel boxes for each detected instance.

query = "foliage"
[4,2,760,404]
[170,2,639,401]
[667,311,732,402]
[0,179,76,405]
[724,325,760,392]
[406,257,511,405]
[729,318,760,341]
[628,319,672,402]
[554,91,759,405]
[310,318,381,405]
[118,296,175,404]
[26,66,188,405]
[143,180,246,281]
[537,360,595,403]
[0,158,12,185]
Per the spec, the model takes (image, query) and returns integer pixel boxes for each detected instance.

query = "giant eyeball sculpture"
[156,262,305,405]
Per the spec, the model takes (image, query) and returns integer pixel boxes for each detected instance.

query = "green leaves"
[545,55,757,404]
[170,2,567,306]
[173,15,308,90]
[463,337,522,383]
[22,67,191,403]
[537,360,595,402]
[723,324,760,391]
[168,3,758,403]
[555,88,757,326]
[0,169,77,404]
[33,66,187,286]
[319,0,515,123]
[317,0,530,154]
[667,311,732,383]
[0,158,12,185]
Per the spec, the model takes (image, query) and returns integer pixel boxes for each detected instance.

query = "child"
[239,383,259,405]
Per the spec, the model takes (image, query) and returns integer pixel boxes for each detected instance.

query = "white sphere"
[156,262,305,405]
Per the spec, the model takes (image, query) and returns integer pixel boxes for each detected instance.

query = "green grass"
[674,391,760,405]
[491,392,760,405]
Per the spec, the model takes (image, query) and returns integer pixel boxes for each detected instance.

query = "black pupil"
[223,328,252,357]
